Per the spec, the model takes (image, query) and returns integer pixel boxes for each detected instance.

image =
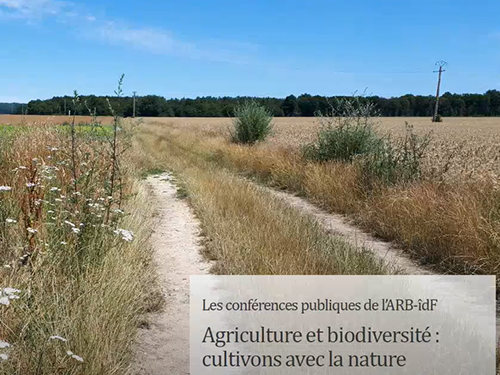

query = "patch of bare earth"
[132,173,213,375]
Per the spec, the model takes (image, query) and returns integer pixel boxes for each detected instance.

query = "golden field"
[135,116,500,279]
[148,116,500,183]
[0,114,114,125]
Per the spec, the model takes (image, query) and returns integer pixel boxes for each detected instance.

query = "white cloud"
[0,0,262,66]
[0,0,68,19]
[93,21,258,65]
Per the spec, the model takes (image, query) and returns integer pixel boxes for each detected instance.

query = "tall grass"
[0,79,160,374]
[135,123,387,276]
[139,119,500,280]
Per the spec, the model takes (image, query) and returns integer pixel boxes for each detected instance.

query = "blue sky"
[0,0,499,102]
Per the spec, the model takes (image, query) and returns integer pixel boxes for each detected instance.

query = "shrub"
[303,95,383,162]
[303,95,432,188]
[434,114,443,122]
[358,122,432,188]
[231,100,273,145]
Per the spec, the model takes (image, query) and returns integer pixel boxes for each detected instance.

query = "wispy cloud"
[91,21,260,65]
[0,0,327,74]
[0,0,69,19]
[0,0,262,66]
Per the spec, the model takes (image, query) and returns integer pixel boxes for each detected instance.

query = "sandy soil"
[132,173,212,375]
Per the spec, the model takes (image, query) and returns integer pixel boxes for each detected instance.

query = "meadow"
[0,112,161,374]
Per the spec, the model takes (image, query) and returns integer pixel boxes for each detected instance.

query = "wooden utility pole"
[432,61,447,122]
[132,91,137,118]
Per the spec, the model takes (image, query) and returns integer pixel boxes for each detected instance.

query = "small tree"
[231,100,273,145]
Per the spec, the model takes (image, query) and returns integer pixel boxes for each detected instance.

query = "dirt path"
[133,173,212,375]
[264,187,431,275]
[252,183,499,341]
[132,171,497,374]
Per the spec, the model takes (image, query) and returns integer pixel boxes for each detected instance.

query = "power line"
[432,61,447,122]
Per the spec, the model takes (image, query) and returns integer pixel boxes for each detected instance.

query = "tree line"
[0,102,23,114]
[14,90,500,117]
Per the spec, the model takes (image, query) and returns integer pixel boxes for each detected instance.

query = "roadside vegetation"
[137,96,500,281]
[134,123,387,277]
[0,79,160,374]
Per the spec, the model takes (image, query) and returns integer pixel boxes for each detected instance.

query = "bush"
[231,100,273,145]
[303,95,432,188]
[303,95,383,162]
[434,114,443,122]
[359,122,432,187]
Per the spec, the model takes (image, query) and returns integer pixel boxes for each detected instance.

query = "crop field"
[136,115,500,280]
[0,114,114,126]
[149,116,500,183]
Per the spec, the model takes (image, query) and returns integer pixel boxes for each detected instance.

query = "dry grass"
[0,115,114,126]
[134,124,387,277]
[0,123,160,374]
[150,116,500,183]
[140,117,500,279]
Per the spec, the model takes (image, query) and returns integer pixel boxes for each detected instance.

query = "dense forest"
[12,90,500,117]
[0,102,24,114]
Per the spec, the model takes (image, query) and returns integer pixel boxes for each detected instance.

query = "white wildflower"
[54,198,62,202]
[60,241,67,245]
[49,335,67,342]
[72,228,80,234]
[47,210,54,214]
[0,353,8,361]
[50,187,60,192]
[18,166,27,170]
[64,220,75,227]
[0,186,12,192]
[26,183,36,188]
[0,297,9,306]
[114,229,134,242]
[113,209,124,214]
[0,341,9,349]
[3,265,11,269]
[49,147,58,152]
[66,350,84,362]
[3,288,20,295]
[27,228,38,234]
[5,219,16,224]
